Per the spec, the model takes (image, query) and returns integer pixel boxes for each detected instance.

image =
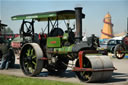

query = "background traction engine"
[114,18,128,59]
[0,21,15,67]
[114,35,128,59]
[12,7,115,82]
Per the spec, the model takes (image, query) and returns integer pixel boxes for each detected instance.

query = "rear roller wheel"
[114,44,125,59]
[75,57,92,82]
[20,43,43,76]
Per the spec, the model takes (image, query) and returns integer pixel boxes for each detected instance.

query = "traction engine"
[11,7,115,82]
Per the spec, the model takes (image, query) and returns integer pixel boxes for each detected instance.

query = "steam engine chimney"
[75,7,83,42]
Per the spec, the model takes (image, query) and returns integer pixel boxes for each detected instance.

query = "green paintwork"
[47,37,61,48]
[54,45,74,54]
[62,33,68,40]
[11,10,85,21]
[11,36,23,42]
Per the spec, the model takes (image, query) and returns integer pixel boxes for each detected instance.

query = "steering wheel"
[20,20,34,39]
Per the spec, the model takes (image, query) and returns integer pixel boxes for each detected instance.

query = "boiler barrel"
[86,55,114,82]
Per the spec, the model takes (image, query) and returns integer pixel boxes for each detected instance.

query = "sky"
[0,0,128,37]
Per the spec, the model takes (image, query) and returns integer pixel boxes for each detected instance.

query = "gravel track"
[0,57,128,85]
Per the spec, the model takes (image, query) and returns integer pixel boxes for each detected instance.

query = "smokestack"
[75,7,83,42]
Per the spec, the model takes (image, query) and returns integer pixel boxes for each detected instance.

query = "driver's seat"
[49,28,64,37]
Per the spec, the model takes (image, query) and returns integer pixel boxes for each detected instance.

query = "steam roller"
[12,7,115,83]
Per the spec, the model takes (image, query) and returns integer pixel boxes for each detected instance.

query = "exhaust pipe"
[75,7,83,42]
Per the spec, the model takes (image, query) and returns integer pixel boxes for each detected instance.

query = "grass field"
[0,74,81,85]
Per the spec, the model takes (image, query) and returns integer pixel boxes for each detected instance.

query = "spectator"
[0,51,11,70]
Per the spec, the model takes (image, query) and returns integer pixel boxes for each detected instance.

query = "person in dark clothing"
[0,42,15,70]
[0,51,11,70]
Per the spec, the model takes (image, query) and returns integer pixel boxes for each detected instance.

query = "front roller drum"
[74,55,114,82]
[20,43,43,76]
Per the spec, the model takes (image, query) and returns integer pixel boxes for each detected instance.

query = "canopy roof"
[0,23,7,27]
[0,20,7,27]
[11,10,85,21]
[0,20,7,31]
